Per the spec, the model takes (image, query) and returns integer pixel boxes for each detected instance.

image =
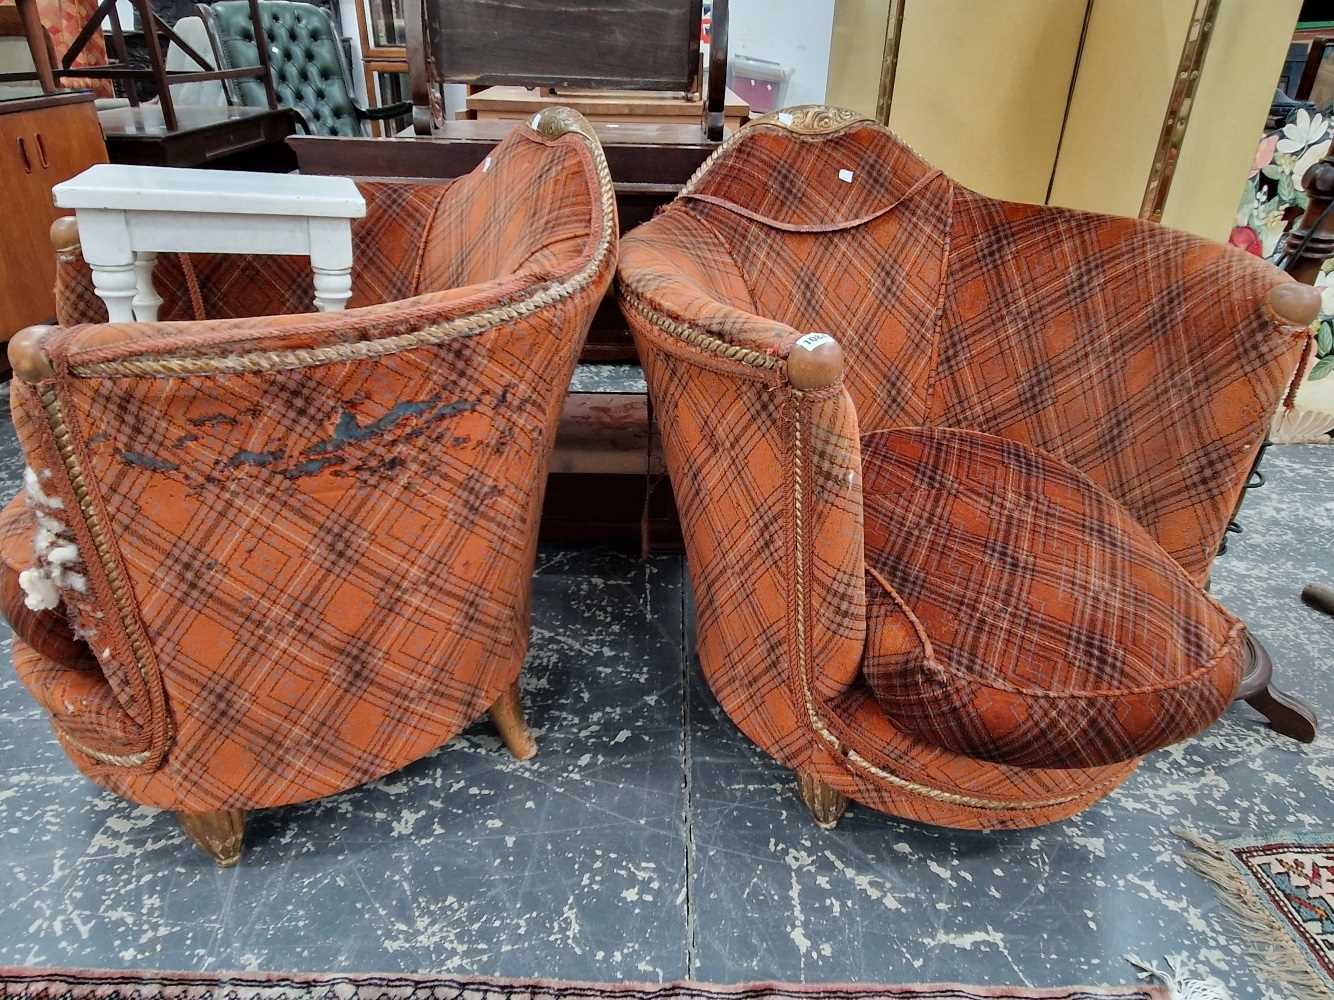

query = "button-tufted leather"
[210,0,360,136]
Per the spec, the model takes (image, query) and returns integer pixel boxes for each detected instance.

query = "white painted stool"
[52,164,366,323]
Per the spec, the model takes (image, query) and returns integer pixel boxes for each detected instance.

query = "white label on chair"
[777,111,793,125]
[795,333,835,351]
[483,156,492,172]
[838,168,854,183]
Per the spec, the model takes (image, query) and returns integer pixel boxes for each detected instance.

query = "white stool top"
[53,164,366,219]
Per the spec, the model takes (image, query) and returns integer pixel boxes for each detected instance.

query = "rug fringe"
[1173,828,1334,999]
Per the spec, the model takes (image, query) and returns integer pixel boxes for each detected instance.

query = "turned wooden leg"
[177,809,246,867]
[1235,631,1317,744]
[488,681,537,761]
[795,769,848,829]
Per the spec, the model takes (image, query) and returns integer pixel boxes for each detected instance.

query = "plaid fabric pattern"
[54,181,452,326]
[7,121,613,812]
[417,138,601,293]
[620,113,1307,828]
[681,147,953,437]
[861,426,1244,770]
[932,189,1305,583]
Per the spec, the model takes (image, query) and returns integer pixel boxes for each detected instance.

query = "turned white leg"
[132,251,162,322]
[90,262,138,323]
[309,217,353,312]
[54,168,366,324]
[76,209,138,324]
[312,265,353,312]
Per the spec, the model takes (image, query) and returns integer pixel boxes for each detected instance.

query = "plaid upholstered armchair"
[0,107,615,864]
[619,106,1317,830]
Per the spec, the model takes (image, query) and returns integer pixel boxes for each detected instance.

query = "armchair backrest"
[678,108,948,436]
[208,0,359,135]
[666,106,1308,583]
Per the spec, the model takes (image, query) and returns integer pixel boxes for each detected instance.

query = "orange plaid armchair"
[0,107,616,864]
[618,106,1316,831]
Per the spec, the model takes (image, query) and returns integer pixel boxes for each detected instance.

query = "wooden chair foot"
[1235,631,1318,744]
[795,770,847,829]
[488,681,537,760]
[1246,685,1318,744]
[177,809,246,867]
[1301,583,1334,618]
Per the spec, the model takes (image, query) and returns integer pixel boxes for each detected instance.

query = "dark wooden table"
[290,119,725,361]
[99,104,297,169]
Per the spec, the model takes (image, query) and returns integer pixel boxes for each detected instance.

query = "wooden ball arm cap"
[50,215,79,254]
[787,333,844,390]
[9,325,56,383]
[1267,282,1321,327]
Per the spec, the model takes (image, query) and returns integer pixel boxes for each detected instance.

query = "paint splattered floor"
[0,397,1331,1000]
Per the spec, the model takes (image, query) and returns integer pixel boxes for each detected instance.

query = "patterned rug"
[0,969,1167,1000]
[1179,829,1334,998]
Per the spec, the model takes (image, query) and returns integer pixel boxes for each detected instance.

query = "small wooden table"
[98,104,297,169]
[52,163,366,322]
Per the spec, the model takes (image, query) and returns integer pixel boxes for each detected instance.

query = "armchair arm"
[934,191,1317,582]
[355,100,413,123]
[3,331,170,772]
[620,211,866,775]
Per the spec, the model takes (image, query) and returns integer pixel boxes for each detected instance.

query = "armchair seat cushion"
[860,426,1246,770]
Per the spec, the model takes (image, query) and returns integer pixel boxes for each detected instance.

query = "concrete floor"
[0,399,1330,1000]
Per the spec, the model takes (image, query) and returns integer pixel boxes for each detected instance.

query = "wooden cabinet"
[0,92,106,352]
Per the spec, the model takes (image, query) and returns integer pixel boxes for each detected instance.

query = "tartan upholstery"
[4,117,615,813]
[619,109,1310,829]
[861,426,1245,770]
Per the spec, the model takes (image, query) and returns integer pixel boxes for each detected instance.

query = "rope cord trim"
[619,286,782,372]
[38,383,171,767]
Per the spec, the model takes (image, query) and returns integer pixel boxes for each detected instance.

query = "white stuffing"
[17,567,59,611]
[18,465,85,613]
[23,467,63,510]
[47,543,79,566]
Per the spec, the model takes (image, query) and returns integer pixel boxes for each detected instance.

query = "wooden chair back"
[406,0,730,140]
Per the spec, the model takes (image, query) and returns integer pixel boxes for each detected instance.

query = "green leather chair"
[205,0,411,136]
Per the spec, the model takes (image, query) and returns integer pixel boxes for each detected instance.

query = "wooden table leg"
[132,251,162,321]
[75,209,137,323]
[308,217,353,311]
